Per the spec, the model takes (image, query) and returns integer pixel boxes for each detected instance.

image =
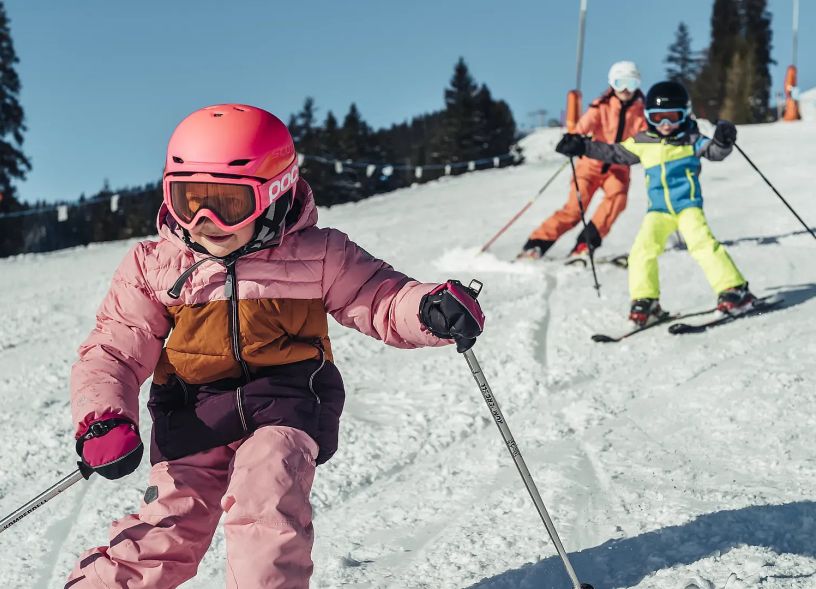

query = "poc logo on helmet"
[269,165,299,199]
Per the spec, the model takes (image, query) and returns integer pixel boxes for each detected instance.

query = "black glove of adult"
[555,133,587,157]
[419,280,485,353]
[713,120,737,147]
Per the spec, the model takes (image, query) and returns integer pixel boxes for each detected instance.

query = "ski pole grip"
[453,279,484,353]
[77,460,95,480]
[466,279,483,299]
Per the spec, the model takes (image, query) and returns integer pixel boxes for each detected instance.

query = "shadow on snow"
[720,227,816,248]
[765,282,816,311]
[469,501,816,589]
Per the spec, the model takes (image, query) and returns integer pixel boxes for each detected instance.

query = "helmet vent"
[228,159,251,166]
[233,106,246,112]
[172,156,184,163]
[213,112,223,118]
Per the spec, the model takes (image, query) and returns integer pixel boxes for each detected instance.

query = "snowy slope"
[1,120,815,589]
[798,87,816,121]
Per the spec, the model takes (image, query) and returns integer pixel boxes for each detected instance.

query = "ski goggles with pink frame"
[163,163,298,232]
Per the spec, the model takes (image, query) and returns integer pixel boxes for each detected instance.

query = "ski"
[565,253,628,269]
[668,294,783,334]
[592,307,717,343]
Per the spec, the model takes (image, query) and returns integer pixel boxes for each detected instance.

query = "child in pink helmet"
[65,104,484,588]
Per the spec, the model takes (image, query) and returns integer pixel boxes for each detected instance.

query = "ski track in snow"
[1,122,815,588]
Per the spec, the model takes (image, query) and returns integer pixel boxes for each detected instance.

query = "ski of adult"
[460,280,594,589]
[569,156,602,297]
[0,463,94,534]
[479,160,569,254]
[734,142,816,242]
[565,252,629,269]
[592,306,718,343]
[668,294,783,334]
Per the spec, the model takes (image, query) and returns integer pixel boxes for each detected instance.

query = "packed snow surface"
[1,120,815,589]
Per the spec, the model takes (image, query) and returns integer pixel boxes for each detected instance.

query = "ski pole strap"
[735,143,816,242]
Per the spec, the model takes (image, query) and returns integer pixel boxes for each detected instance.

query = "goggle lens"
[646,109,686,125]
[612,77,640,92]
[169,181,256,226]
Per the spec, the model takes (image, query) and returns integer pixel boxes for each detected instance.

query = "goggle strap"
[252,190,294,245]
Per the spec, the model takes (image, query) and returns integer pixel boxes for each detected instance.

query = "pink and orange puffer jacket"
[71,179,447,464]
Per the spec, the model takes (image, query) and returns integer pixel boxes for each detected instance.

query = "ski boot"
[629,298,667,327]
[517,238,554,260]
[570,241,589,257]
[716,283,756,314]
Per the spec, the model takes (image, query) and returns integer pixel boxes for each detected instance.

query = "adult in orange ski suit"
[523,87,646,256]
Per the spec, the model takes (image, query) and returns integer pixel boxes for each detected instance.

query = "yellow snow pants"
[628,207,745,300]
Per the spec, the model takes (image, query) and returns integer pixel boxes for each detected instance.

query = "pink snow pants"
[65,426,318,589]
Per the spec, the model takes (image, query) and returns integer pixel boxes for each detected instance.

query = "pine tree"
[0,1,31,212]
[434,57,482,163]
[665,22,699,88]
[692,0,741,119]
[691,0,774,122]
[290,97,321,155]
[742,0,774,122]
[322,111,340,157]
[720,41,756,123]
[339,103,371,161]
[476,85,516,157]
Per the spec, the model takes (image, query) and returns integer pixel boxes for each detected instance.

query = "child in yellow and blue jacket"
[556,81,755,326]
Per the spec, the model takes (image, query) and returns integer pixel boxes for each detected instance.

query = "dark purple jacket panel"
[147,359,345,465]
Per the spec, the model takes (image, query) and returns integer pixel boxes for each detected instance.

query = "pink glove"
[75,414,143,480]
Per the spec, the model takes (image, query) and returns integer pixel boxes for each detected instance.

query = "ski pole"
[479,159,569,254]
[734,143,816,242]
[456,294,593,589]
[0,463,93,535]
[569,157,601,297]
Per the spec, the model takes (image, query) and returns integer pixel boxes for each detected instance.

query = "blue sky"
[4,0,812,203]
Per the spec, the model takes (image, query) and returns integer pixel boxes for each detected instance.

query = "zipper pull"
[224,271,234,299]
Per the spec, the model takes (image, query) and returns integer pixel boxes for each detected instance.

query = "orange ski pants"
[528,162,630,242]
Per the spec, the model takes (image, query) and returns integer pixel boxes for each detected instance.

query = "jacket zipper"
[685,168,696,201]
[224,260,251,383]
[660,140,677,215]
[307,338,326,406]
[177,375,191,406]
[235,386,249,433]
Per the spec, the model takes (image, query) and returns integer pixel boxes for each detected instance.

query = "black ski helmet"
[646,81,690,110]
[645,81,691,134]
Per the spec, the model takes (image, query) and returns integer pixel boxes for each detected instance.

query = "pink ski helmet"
[163,104,299,232]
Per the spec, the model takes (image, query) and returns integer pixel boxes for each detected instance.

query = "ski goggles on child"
[645,108,689,127]
[610,77,641,92]
[163,163,299,232]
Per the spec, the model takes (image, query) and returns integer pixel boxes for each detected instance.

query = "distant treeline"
[0,57,520,257]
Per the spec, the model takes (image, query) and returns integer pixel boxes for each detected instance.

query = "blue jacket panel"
[582,124,732,215]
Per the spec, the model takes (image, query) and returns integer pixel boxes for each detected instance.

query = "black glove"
[420,280,485,352]
[713,120,737,147]
[555,133,587,157]
[76,417,143,480]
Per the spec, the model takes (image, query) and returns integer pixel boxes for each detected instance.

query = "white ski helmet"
[607,61,641,91]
